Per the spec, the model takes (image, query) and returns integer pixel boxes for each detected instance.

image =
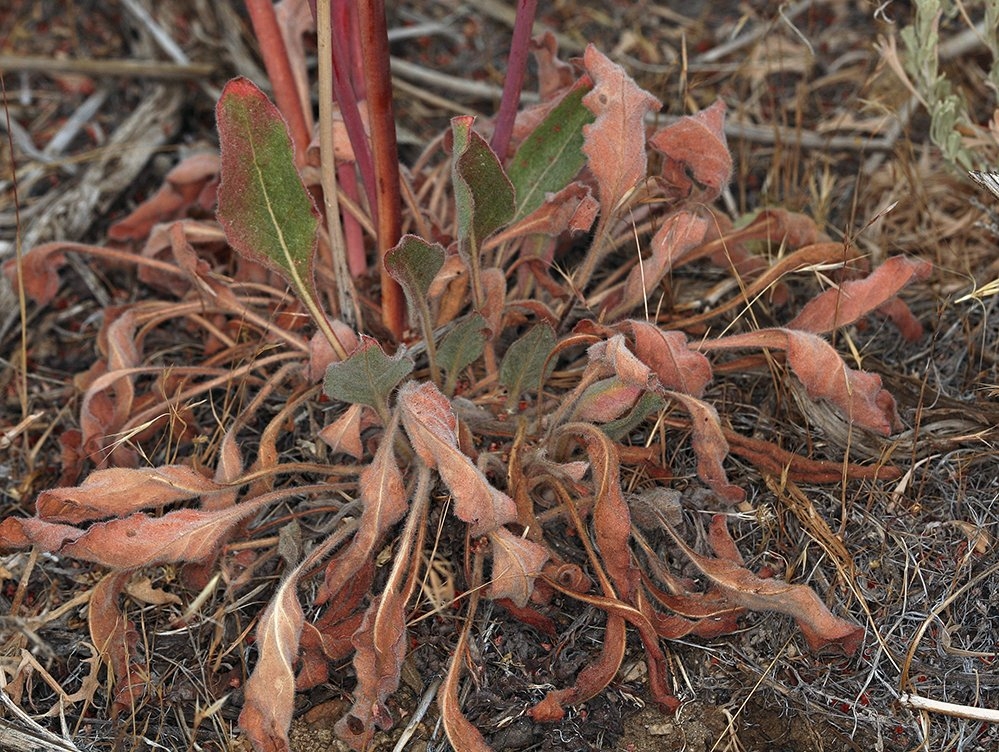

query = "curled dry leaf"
[487,526,549,607]
[34,465,224,524]
[581,45,662,217]
[699,328,901,435]
[89,571,147,716]
[786,255,931,337]
[668,516,864,655]
[650,99,732,200]
[239,571,305,752]
[107,152,220,241]
[318,403,367,460]
[614,210,709,317]
[628,321,712,398]
[335,592,409,750]
[399,381,516,536]
[320,416,406,600]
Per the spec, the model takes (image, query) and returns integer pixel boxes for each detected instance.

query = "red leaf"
[318,403,367,459]
[335,592,409,750]
[399,382,516,536]
[108,153,220,241]
[239,573,304,752]
[699,328,901,435]
[669,516,864,654]
[614,210,709,317]
[35,465,223,524]
[320,417,407,601]
[786,255,931,335]
[89,571,148,716]
[666,393,745,504]
[2,243,68,305]
[581,45,661,217]
[487,527,549,607]
[650,99,732,200]
[628,322,712,397]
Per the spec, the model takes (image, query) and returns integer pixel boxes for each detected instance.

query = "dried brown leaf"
[669,516,864,654]
[699,328,901,435]
[628,322,712,397]
[35,465,224,524]
[89,571,147,716]
[614,211,708,316]
[321,417,406,600]
[240,572,305,752]
[581,45,661,217]
[399,382,516,535]
[318,403,367,459]
[487,527,549,607]
[650,100,732,200]
[786,255,931,336]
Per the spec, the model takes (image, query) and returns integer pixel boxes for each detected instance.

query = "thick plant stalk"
[357,0,406,339]
[243,0,311,164]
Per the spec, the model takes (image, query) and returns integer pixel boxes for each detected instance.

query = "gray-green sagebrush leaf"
[508,80,594,222]
[323,336,413,413]
[499,323,556,409]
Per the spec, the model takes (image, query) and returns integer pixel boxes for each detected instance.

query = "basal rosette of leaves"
[1,32,933,752]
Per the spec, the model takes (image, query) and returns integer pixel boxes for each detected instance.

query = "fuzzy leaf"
[323,336,414,411]
[650,99,732,200]
[321,417,407,600]
[487,527,549,607]
[786,256,932,335]
[499,323,557,409]
[239,572,304,752]
[699,328,901,435]
[508,79,595,221]
[628,322,712,398]
[398,382,516,536]
[614,211,709,317]
[90,571,147,715]
[451,116,516,250]
[581,45,662,216]
[35,465,224,524]
[216,77,320,301]
[574,377,644,423]
[384,235,446,306]
[437,314,489,378]
[670,516,864,654]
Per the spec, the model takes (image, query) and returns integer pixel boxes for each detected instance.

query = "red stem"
[243,0,312,164]
[490,0,538,159]
[357,0,405,338]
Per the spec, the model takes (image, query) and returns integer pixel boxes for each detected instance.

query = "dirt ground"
[3,1,999,751]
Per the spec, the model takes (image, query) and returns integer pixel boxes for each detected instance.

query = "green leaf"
[323,336,414,415]
[384,235,446,306]
[508,80,594,222]
[499,323,556,409]
[437,314,489,393]
[601,391,666,441]
[451,116,516,250]
[216,77,319,300]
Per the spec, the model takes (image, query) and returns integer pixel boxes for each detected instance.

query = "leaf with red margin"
[628,321,712,398]
[35,465,224,524]
[614,210,709,317]
[399,381,516,536]
[487,526,549,607]
[216,77,320,300]
[786,255,931,336]
[650,99,732,200]
[239,570,304,752]
[573,377,643,423]
[668,516,864,654]
[581,45,662,216]
[699,328,901,435]
[89,571,148,716]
